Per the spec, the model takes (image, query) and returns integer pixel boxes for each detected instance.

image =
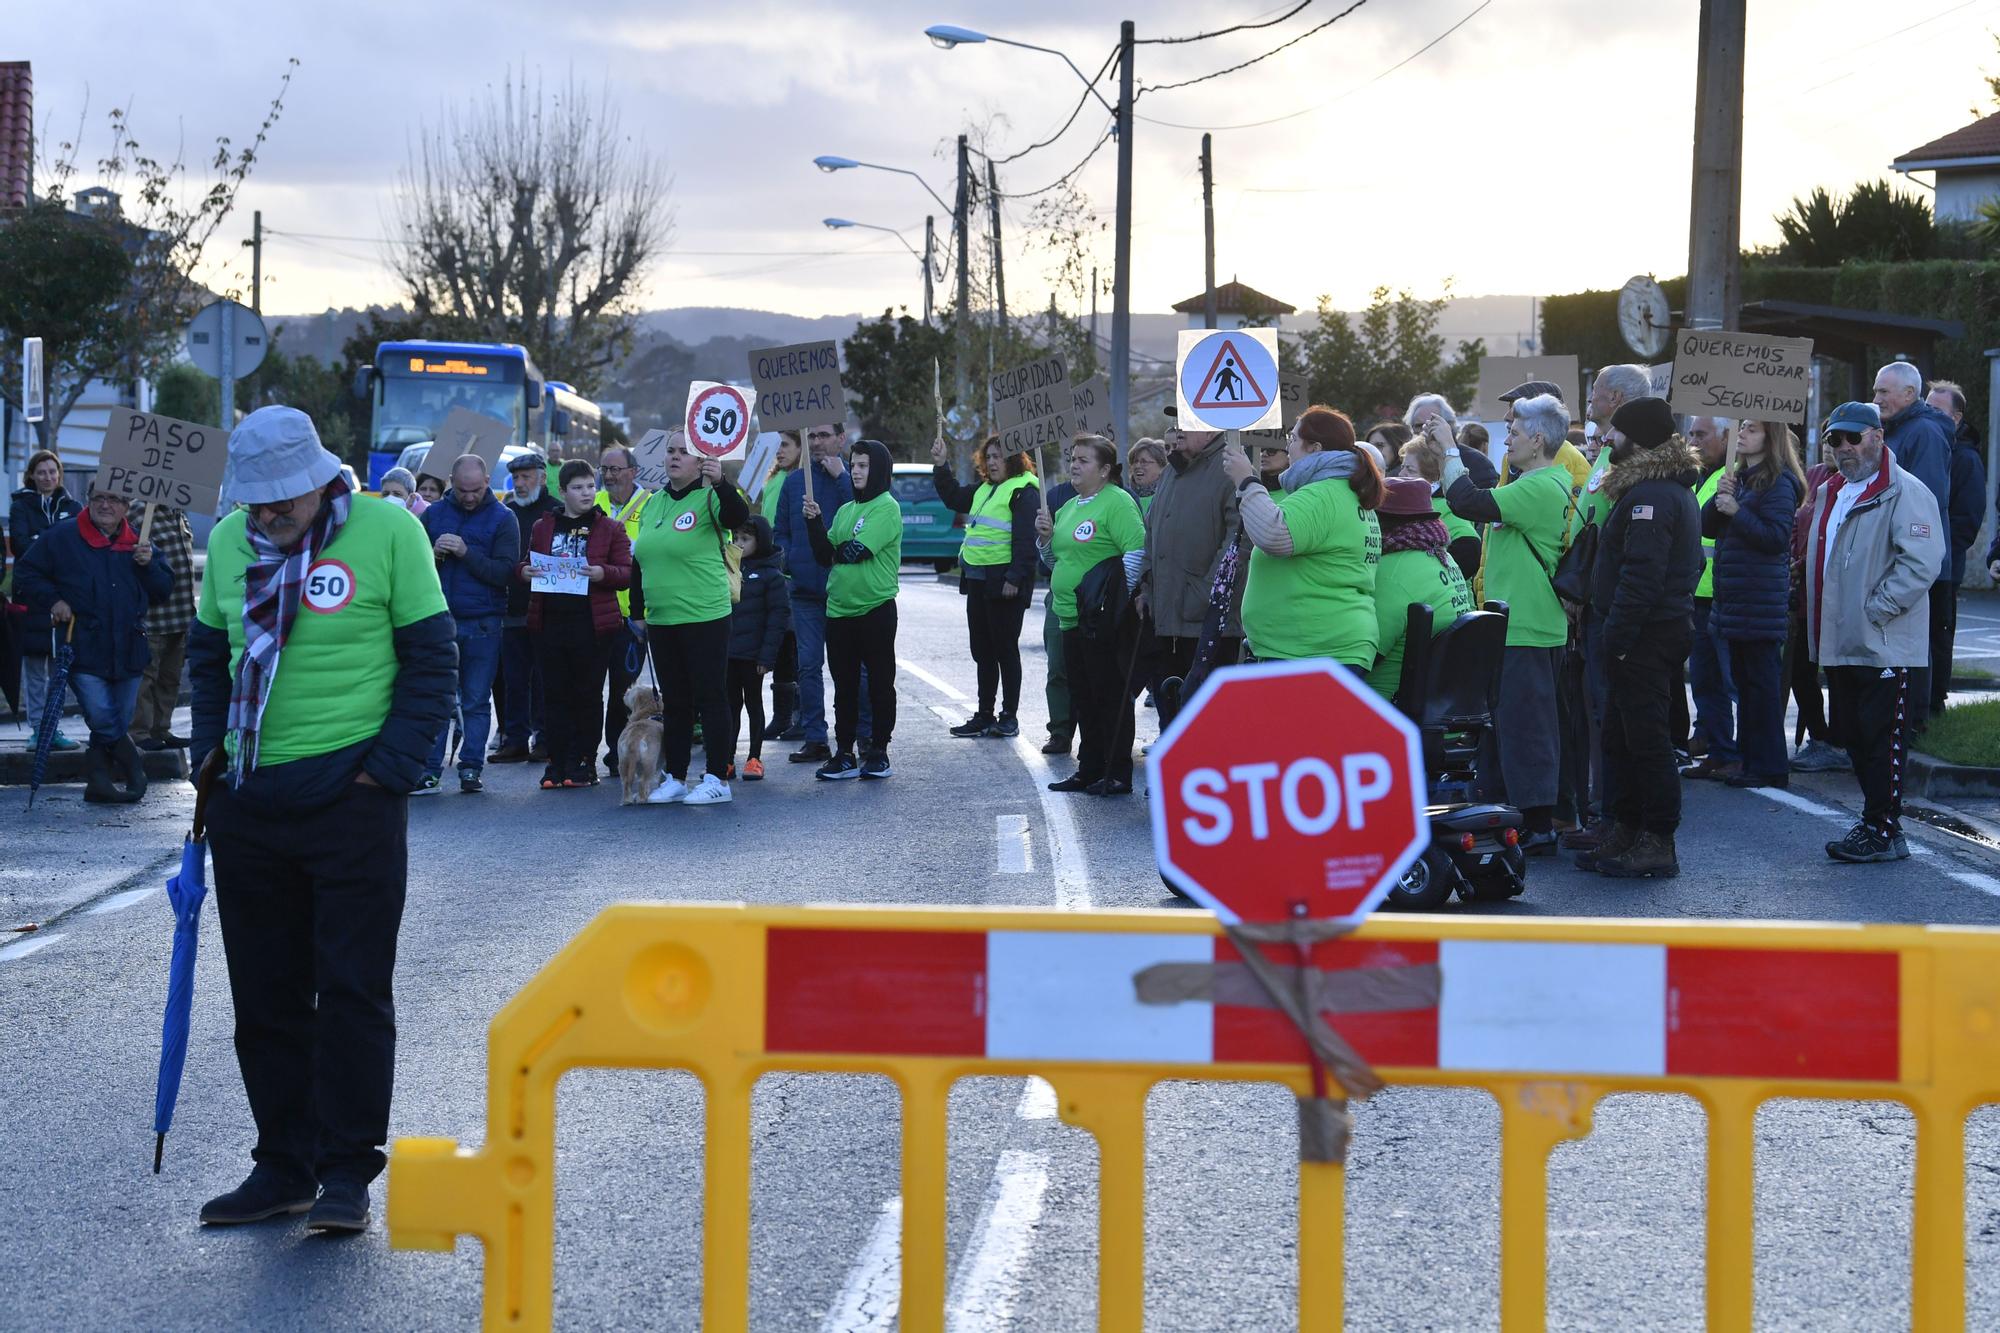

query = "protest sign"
[631,428,672,492]
[991,353,1071,456]
[1472,355,1580,421]
[529,551,589,595]
[1668,330,1813,423]
[685,381,753,460]
[420,407,513,482]
[1071,375,1112,442]
[1648,362,1674,398]
[97,409,229,516]
[748,341,844,432]
[741,433,781,500]
[1243,373,1311,443]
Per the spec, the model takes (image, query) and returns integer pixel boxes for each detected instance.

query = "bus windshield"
[372,375,527,450]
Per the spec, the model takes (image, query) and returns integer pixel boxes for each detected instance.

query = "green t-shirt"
[1694,468,1721,599]
[826,491,903,618]
[196,495,448,767]
[632,485,733,626]
[1050,486,1146,629]
[1578,453,1615,527]
[1240,479,1381,665]
[1485,464,1574,647]
[1433,493,1477,547]
[1366,548,1476,696]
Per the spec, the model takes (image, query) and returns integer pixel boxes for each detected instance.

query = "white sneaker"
[682,774,733,805]
[647,777,690,805]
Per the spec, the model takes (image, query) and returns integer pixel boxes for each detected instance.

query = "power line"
[1137,0,1318,45]
[992,44,1121,165]
[990,127,1114,201]
[1138,0,1368,96]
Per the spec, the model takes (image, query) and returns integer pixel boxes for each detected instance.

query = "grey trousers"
[1480,644,1561,812]
[20,654,76,733]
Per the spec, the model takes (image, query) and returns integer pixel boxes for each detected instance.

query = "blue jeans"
[428,615,502,776]
[1688,600,1737,765]
[69,672,142,747]
[497,626,543,748]
[792,596,869,746]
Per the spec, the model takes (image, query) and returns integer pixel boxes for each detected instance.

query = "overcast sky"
[15,0,2000,322]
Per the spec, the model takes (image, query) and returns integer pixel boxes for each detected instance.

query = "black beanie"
[1611,396,1677,450]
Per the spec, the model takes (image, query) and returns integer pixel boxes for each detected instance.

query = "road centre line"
[86,886,160,916]
[821,1197,903,1333]
[945,1149,1051,1331]
[996,815,1034,874]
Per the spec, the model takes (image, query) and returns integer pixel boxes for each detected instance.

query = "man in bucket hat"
[185,406,456,1234]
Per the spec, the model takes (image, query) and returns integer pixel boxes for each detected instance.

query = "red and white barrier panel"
[764,929,1900,1083]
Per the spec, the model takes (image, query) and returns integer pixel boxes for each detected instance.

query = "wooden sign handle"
[138,501,157,544]
[1036,445,1051,517]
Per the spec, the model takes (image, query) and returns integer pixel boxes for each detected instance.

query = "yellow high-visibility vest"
[959,473,1037,568]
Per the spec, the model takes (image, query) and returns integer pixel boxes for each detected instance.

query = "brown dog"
[618,684,665,805]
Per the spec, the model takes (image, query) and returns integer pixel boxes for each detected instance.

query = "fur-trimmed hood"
[1601,434,1701,505]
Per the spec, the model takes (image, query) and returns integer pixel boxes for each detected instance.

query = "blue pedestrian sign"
[1176,328,1281,432]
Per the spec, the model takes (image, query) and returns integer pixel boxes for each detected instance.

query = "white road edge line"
[899,658,972,704]
[0,932,65,963]
[1946,870,2000,897]
[996,814,1034,874]
[86,886,159,916]
[821,1196,903,1333]
[1749,786,1933,856]
[945,1150,1051,1331]
[1015,1077,1057,1121]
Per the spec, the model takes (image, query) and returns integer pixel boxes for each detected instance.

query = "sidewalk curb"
[1909,750,2000,800]
[0,747,190,786]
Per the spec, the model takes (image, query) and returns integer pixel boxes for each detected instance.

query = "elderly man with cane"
[186,407,456,1234]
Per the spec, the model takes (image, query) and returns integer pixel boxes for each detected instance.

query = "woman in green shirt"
[1442,392,1576,854]
[1036,435,1147,796]
[1367,477,1476,699]
[803,438,902,780]
[1227,405,1384,672]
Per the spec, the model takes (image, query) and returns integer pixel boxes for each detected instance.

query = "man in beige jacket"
[1804,401,1945,863]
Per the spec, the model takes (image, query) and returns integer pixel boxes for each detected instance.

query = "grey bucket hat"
[220,406,343,506]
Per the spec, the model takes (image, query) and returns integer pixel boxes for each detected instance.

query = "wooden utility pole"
[1685,0,1745,331]
[1110,20,1135,455]
[1201,134,1217,330]
[986,158,1006,335]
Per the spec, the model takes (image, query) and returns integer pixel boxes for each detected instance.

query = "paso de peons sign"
[1148,660,1426,926]
[97,409,229,515]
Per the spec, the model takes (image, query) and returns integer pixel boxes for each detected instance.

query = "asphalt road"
[4,572,1999,1331]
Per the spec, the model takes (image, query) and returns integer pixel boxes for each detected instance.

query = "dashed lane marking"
[996,814,1034,874]
[0,932,65,963]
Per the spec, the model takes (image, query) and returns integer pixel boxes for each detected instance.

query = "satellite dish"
[1617,276,1671,359]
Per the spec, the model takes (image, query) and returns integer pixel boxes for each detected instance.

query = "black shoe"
[950,712,995,738]
[200,1167,317,1225]
[1041,732,1073,757]
[304,1177,371,1235]
[816,752,860,780]
[1724,772,1787,789]
[1087,777,1133,796]
[1048,774,1095,793]
[860,752,893,779]
[160,733,192,749]
[1826,822,1908,863]
[984,714,1020,738]
[776,724,806,742]
[488,743,530,764]
[1519,830,1559,857]
[603,756,620,777]
[458,770,483,794]
[791,741,833,764]
[527,743,549,763]
[136,736,168,752]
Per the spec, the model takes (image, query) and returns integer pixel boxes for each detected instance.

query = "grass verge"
[1920,699,2000,768]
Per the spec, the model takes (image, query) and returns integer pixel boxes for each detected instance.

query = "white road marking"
[1747,786,1933,856]
[1946,870,2000,897]
[898,658,972,704]
[945,1150,1050,1332]
[930,703,963,726]
[1007,737,1092,911]
[995,814,1034,874]
[1015,1077,1057,1121]
[821,1196,903,1333]
[86,886,159,916]
[0,932,64,963]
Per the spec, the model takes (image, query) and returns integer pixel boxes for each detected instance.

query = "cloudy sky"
[15,0,1999,320]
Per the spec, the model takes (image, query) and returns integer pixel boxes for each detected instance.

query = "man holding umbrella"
[185,407,456,1234]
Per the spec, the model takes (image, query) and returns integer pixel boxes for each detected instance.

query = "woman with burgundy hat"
[1367,476,1476,698]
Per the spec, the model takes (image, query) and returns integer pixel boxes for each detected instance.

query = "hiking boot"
[1790,739,1850,773]
[816,752,861,780]
[1576,822,1639,872]
[1596,830,1680,878]
[1826,822,1909,863]
[1560,819,1607,852]
[742,757,765,781]
[984,714,1020,738]
[1679,755,1739,781]
[200,1166,316,1225]
[950,712,996,738]
[488,743,530,764]
[860,752,893,779]
[1040,730,1073,757]
[304,1176,370,1235]
[683,774,733,805]
[791,741,833,764]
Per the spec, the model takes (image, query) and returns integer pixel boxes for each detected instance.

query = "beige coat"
[1804,454,1944,669]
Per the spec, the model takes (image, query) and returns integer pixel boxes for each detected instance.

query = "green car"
[890,463,965,572]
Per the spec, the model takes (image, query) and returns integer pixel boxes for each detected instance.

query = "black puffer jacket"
[1592,435,1704,659]
[1703,469,1800,643]
[8,486,84,647]
[727,516,793,667]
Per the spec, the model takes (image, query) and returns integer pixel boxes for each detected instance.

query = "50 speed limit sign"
[684,381,753,459]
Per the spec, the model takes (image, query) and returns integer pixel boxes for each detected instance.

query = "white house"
[1170,279,1296,331]
[1892,110,2000,222]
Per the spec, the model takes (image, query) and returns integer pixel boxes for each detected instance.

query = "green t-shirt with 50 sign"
[632,485,733,626]
[1050,486,1146,630]
[826,491,903,618]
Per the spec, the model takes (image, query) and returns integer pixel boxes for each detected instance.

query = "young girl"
[803,439,902,779]
[726,516,792,780]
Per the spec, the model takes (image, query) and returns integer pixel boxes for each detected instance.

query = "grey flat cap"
[220,406,343,506]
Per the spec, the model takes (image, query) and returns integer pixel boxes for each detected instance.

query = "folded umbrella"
[24,621,75,810]
[153,751,222,1173]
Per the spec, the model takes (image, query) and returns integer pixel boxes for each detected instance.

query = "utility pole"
[1201,134,1216,331]
[923,215,935,326]
[1110,20,1135,456]
[247,209,264,314]
[986,158,1006,336]
[1685,0,1745,331]
[1091,264,1099,354]
[955,134,973,412]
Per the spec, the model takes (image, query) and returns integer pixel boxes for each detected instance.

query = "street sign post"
[1148,660,1427,926]
[22,336,44,424]
[684,381,754,460]
[1175,328,1281,433]
[186,299,266,433]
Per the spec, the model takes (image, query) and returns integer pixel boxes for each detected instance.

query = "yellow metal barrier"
[388,905,2000,1330]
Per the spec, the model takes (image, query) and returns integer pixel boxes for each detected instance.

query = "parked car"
[890,463,965,573]
[394,440,544,484]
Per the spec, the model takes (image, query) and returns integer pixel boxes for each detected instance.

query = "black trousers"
[727,658,767,760]
[1930,578,1959,712]
[1729,637,1787,782]
[648,616,733,780]
[827,601,898,754]
[1603,621,1692,836]
[1064,626,1137,784]
[1149,633,1242,727]
[537,622,610,781]
[1555,642,1591,824]
[603,630,646,765]
[965,581,1030,716]
[1785,615,1831,745]
[1828,664,1911,833]
[209,779,407,1185]
[1909,579,1948,727]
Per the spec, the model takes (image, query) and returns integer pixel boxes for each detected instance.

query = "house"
[1170,279,1296,330]
[1892,109,2000,221]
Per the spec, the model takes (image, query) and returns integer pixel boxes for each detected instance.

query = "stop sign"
[1148,660,1426,926]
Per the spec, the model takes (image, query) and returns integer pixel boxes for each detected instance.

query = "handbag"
[711,490,743,604]
[1547,484,1594,608]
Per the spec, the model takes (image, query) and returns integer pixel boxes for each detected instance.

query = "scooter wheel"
[1385,846,1456,912]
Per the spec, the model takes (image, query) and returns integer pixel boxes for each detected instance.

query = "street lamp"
[927,19,1134,454]
[824,218,938,326]
[811,154,954,216]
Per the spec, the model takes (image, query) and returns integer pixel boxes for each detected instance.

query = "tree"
[843,309,955,454]
[0,67,296,448]
[152,362,217,424]
[1774,180,1934,265]
[391,72,673,394]
[1295,287,1482,426]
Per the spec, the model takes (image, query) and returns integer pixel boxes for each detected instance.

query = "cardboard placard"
[741,433,781,501]
[748,341,844,432]
[1071,374,1112,442]
[1243,373,1311,443]
[97,409,229,515]
[991,353,1071,456]
[1668,330,1813,424]
[1471,355,1581,421]
[1648,362,1675,398]
[630,428,672,492]
[420,407,513,482]
[529,551,589,595]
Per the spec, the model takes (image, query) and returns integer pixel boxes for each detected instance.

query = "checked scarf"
[226,476,352,786]
[1381,513,1453,568]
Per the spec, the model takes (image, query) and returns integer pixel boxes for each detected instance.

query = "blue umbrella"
[24,621,75,810]
[153,757,219,1173]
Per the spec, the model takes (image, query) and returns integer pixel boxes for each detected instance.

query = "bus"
[356,340,605,480]
[542,382,603,465]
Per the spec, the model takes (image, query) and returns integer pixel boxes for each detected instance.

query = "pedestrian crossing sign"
[1176,328,1281,432]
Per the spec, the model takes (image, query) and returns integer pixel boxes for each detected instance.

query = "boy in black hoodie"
[726,515,792,780]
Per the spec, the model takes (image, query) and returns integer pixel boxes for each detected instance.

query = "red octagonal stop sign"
[1147,660,1426,926]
